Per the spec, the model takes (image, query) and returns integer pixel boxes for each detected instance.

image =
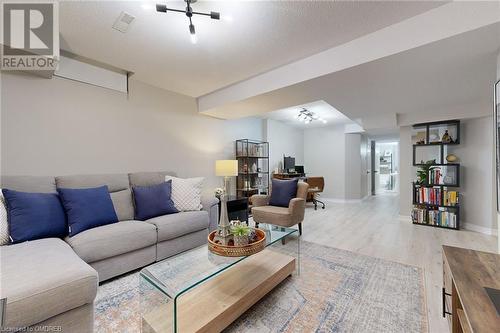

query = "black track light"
[156,0,221,43]
[156,4,167,13]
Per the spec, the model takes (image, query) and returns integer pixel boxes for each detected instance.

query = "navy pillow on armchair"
[57,185,118,237]
[269,178,298,207]
[132,181,178,220]
[2,189,67,243]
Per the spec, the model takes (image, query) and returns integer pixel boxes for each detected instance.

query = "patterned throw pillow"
[0,190,9,245]
[165,176,204,212]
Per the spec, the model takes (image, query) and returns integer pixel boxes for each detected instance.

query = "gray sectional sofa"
[0,171,219,332]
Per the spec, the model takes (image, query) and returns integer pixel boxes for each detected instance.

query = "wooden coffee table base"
[142,249,296,333]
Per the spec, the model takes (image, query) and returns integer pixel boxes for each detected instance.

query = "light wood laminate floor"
[280,193,497,333]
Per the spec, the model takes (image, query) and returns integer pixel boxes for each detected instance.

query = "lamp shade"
[215,160,238,177]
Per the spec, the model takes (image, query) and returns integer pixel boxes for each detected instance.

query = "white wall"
[399,126,412,217]
[264,119,304,173]
[1,73,263,195]
[304,125,346,199]
[303,125,365,200]
[345,134,363,200]
[399,117,497,233]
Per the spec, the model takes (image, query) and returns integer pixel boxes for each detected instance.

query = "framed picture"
[495,79,500,211]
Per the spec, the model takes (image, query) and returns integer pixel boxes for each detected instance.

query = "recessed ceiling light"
[141,3,154,10]
[223,15,233,23]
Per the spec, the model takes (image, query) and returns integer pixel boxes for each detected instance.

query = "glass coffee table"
[140,224,300,333]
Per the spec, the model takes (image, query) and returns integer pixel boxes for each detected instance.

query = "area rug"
[95,241,427,333]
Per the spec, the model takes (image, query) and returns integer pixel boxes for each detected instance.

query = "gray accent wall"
[264,119,304,173]
[1,73,263,193]
[399,117,497,233]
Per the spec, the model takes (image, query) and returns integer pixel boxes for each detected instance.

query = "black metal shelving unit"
[411,120,461,230]
[235,139,270,199]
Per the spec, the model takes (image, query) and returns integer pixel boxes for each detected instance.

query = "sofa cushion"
[269,178,298,207]
[58,186,118,237]
[132,181,178,220]
[0,191,9,245]
[56,174,129,193]
[0,238,98,328]
[165,176,204,212]
[1,175,56,193]
[110,189,135,221]
[146,211,209,242]
[65,221,157,263]
[2,189,67,243]
[128,171,177,187]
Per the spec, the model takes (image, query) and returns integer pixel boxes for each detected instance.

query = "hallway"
[300,193,498,332]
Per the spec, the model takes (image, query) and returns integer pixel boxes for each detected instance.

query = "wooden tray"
[208,228,266,257]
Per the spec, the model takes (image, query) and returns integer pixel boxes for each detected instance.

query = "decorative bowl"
[208,228,266,257]
[446,154,458,162]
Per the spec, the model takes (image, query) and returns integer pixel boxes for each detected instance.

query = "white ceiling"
[59,1,447,97]
[264,100,354,129]
[202,22,500,130]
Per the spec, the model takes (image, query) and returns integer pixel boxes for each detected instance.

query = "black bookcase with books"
[411,120,461,230]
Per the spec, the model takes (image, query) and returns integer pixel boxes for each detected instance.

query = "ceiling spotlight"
[223,15,233,22]
[141,3,154,10]
[156,0,221,44]
[295,108,324,124]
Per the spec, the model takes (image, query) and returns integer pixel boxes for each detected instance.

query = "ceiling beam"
[198,1,500,114]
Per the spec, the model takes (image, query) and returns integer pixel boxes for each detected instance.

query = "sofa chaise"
[0,171,219,332]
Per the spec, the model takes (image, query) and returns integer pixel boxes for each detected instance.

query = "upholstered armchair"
[251,181,309,238]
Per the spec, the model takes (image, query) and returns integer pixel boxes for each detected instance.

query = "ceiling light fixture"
[295,108,327,125]
[156,0,220,44]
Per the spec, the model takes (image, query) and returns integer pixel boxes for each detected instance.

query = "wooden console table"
[442,246,500,333]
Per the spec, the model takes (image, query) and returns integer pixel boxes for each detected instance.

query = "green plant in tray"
[231,223,250,237]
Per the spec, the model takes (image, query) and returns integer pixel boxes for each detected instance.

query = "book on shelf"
[414,188,459,206]
[428,208,457,228]
[443,190,459,206]
[411,207,427,224]
[429,168,442,185]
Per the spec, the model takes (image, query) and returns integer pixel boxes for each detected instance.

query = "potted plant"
[231,222,250,246]
[416,159,437,185]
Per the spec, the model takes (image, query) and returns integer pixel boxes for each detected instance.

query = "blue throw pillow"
[57,186,118,237]
[2,189,67,243]
[132,181,178,220]
[269,178,298,207]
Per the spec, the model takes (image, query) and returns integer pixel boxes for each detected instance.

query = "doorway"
[370,141,399,195]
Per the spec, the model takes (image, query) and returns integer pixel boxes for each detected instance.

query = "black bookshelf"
[411,120,461,230]
[235,139,270,199]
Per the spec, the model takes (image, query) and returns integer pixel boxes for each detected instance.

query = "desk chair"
[306,177,325,210]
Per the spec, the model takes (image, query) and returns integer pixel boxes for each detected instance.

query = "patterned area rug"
[95,241,427,333]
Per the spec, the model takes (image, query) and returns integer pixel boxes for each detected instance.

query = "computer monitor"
[284,156,295,172]
[295,165,304,174]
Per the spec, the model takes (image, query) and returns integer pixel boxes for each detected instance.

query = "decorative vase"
[234,235,249,246]
[446,154,458,162]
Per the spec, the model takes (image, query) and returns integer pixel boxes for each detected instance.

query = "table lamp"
[215,160,238,194]
[214,160,238,245]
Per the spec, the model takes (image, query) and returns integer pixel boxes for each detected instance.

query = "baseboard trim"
[400,216,497,235]
[398,215,411,222]
[322,196,369,204]
[462,222,498,236]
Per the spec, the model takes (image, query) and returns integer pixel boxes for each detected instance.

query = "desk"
[442,246,500,333]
